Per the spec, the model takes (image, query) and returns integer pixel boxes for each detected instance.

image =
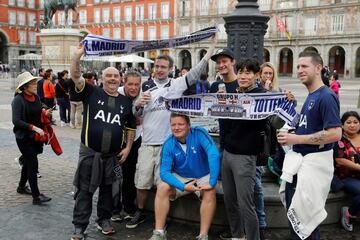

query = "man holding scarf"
[70,43,136,240]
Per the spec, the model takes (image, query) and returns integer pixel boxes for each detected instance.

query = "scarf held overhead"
[164,92,299,127]
[82,27,217,56]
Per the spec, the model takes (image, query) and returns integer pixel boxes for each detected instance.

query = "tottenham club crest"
[308,100,315,110]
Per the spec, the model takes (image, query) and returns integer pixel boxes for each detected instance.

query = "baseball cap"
[211,48,235,62]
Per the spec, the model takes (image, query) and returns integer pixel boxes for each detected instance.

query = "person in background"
[43,69,56,109]
[329,72,341,98]
[333,111,360,232]
[183,72,210,95]
[180,67,190,77]
[148,113,220,240]
[56,70,70,127]
[12,72,52,205]
[68,75,84,129]
[321,65,330,87]
[36,68,45,103]
[83,73,95,85]
[259,62,279,92]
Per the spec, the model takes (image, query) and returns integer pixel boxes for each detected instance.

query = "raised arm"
[184,33,218,86]
[70,43,86,90]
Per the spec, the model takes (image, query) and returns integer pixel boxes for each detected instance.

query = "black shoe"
[17,186,32,195]
[33,194,51,205]
[125,210,146,229]
[219,231,232,240]
[70,226,85,240]
[96,219,115,235]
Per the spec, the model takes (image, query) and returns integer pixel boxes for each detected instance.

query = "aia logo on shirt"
[308,100,315,110]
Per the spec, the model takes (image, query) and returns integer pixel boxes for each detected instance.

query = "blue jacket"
[160,126,220,191]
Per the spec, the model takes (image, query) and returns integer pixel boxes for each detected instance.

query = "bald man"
[69,45,136,240]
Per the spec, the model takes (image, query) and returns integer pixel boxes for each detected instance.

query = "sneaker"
[123,211,135,220]
[96,219,115,235]
[70,123,76,129]
[149,230,167,240]
[126,210,146,229]
[196,234,208,240]
[341,206,353,232]
[60,121,66,127]
[37,172,42,178]
[219,231,232,240]
[33,194,51,205]
[70,227,85,240]
[111,214,123,222]
[17,186,32,195]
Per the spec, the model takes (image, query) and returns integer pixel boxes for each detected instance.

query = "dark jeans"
[113,137,142,214]
[57,98,70,123]
[285,177,320,240]
[122,137,141,213]
[73,184,113,228]
[44,98,55,108]
[341,177,360,216]
[16,138,42,199]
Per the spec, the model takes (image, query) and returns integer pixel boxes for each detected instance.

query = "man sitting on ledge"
[148,113,220,240]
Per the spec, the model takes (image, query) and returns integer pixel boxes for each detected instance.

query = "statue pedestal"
[39,29,83,73]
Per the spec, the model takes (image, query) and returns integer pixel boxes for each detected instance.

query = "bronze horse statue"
[43,0,79,28]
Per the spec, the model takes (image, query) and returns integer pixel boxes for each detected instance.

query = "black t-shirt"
[210,80,239,148]
[74,83,136,153]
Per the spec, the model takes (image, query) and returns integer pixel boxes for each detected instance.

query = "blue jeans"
[341,177,360,216]
[254,167,266,229]
[285,177,320,240]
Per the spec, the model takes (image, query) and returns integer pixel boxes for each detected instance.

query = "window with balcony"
[9,11,16,25]
[304,0,319,7]
[103,8,110,22]
[218,0,228,14]
[136,27,144,40]
[148,4,156,20]
[161,25,169,39]
[331,14,344,33]
[125,6,132,21]
[94,0,100,4]
[161,3,169,19]
[28,0,35,8]
[181,25,189,35]
[125,27,132,40]
[29,32,36,45]
[277,0,297,9]
[103,28,110,38]
[8,0,15,6]
[114,28,121,39]
[94,8,101,23]
[114,7,121,22]
[28,13,36,27]
[19,31,26,44]
[304,17,317,36]
[18,12,26,26]
[79,10,87,24]
[148,26,156,40]
[181,0,190,17]
[136,5,144,21]
[259,0,271,11]
[199,0,209,15]
[80,0,86,5]
[17,0,25,7]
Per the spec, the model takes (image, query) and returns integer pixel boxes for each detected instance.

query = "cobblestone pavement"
[1,78,360,239]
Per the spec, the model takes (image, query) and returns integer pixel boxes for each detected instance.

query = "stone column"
[223,0,270,64]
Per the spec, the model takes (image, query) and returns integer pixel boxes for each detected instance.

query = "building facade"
[0,0,175,72]
[174,0,360,79]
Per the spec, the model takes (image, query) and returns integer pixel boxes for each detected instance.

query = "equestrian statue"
[43,0,79,28]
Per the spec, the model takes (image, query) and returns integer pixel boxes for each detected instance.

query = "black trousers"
[16,138,42,199]
[121,137,141,213]
[72,155,113,229]
[73,184,113,228]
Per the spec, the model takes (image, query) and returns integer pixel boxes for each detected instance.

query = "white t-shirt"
[140,77,188,145]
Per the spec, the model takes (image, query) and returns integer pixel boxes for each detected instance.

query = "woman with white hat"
[11,71,52,205]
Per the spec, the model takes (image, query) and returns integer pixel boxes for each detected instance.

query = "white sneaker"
[60,121,66,127]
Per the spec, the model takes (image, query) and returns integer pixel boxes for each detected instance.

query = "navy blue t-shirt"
[293,86,341,155]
